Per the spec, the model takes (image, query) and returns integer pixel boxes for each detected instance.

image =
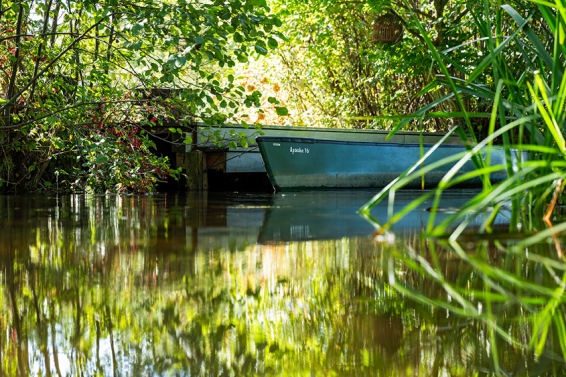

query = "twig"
[543,178,565,258]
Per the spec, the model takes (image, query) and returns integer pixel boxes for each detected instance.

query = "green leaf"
[254,44,268,55]
[267,37,278,49]
[176,55,187,68]
[132,23,144,36]
[275,106,288,116]
[233,32,244,42]
[53,139,65,149]
[128,41,143,50]
[96,154,108,164]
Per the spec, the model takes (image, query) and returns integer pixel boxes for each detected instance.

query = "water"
[0,191,564,376]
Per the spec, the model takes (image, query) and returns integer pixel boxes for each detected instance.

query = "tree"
[262,0,540,132]
[0,0,283,193]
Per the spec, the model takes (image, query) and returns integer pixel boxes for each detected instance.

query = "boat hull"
[256,136,516,191]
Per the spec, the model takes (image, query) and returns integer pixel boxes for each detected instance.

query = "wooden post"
[185,150,208,191]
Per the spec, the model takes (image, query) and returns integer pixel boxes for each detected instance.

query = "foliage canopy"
[264,0,541,131]
[0,0,282,193]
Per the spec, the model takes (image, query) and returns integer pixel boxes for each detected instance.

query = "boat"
[256,136,522,191]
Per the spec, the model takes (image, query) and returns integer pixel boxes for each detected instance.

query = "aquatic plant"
[360,1,566,371]
[361,0,566,239]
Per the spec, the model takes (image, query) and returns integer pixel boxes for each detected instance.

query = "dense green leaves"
[0,0,283,193]
[263,0,488,129]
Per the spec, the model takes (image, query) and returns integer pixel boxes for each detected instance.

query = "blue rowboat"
[256,136,521,192]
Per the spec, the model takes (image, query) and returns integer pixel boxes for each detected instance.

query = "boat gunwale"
[256,136,469,149]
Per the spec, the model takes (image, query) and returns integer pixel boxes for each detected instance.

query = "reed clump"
[360,0,566,369]
[361,0,566,240]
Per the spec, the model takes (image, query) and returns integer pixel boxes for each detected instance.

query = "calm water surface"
[0,191,565,376]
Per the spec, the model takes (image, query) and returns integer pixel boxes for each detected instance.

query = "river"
[0,191,564,376]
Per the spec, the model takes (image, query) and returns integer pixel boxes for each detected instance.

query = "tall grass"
[360,0,566,369]
[360,0,566,239]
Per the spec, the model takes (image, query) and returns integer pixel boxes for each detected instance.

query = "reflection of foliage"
[0,195,403,376]
[1,194,566,376]
[388,238,566,375]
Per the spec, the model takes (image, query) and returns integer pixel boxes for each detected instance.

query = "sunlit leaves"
[266,0,459,128]
[126,40,143,50]
[0,0,283,192]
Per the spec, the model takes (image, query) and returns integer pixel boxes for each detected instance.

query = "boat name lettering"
[290,146,310,154]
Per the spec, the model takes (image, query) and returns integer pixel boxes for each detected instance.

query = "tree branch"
[0,14,116,114]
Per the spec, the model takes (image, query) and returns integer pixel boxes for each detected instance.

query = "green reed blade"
[503,5,556,73]
[528,77,566,154]
[554,313,566,361]
[359,127,459,214]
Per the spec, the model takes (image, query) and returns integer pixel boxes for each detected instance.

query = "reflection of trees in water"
[0,195,392,375]
[0,195,565,375]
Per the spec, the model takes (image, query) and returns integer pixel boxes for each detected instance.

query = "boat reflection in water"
[256,189,498,244]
